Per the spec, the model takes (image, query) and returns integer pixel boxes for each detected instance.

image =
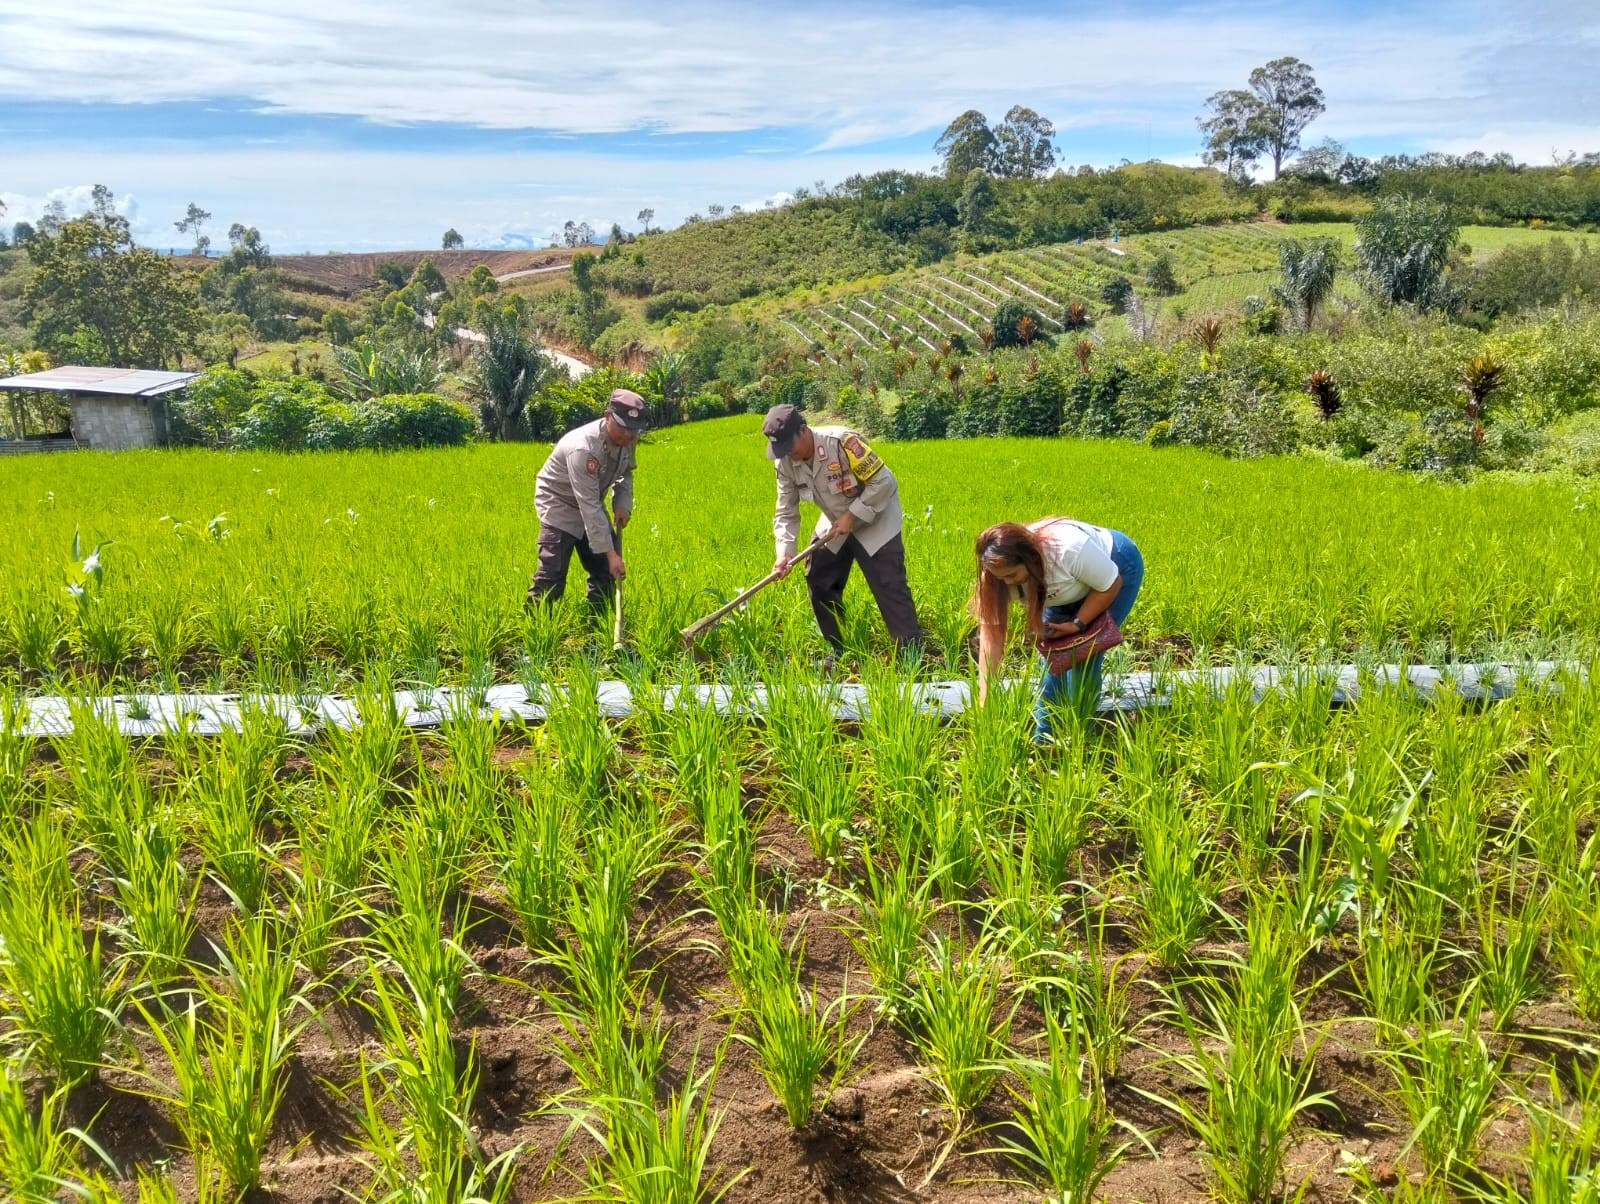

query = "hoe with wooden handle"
[680,538,821,647]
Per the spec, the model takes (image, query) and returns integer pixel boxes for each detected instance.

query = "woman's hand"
[1044,619,1083,638]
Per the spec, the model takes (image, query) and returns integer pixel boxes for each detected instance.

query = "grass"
[6,423,1600,1199]
[4,418,1600,689]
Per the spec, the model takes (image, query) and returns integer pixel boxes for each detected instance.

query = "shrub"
[686,391,735,422]
[948,382,1003,437]
[642,290,705,322]
[1062,363,1129,438]
[1164,371,1300,458]
[889,391,950,440]
[1144,252,1180,296]
[1099,276,1135,315]
[992,299,1049,349]
[233,380,340,451]
[1242,295,1283,336]
[172,367,260,447]
[999,366,1067,437]
[349,394,476,449]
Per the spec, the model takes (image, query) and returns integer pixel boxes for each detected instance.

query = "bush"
[642,290,705,322]
[1062,363,1128,438]
[1144,252,1180,296]
[1163,370,1301,458]
[998,366,1066,437]
[172,366,260,447]
[888,391,950,440]
[349,394,476,449]
[948,382,1003,438]
[1099,275,1135,315]
[686,391,735,422]
[1242,295,1283,336]
[991,299,1049,349]
[233,380,341,451]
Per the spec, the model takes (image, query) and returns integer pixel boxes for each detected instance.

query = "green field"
[6,425,1600,1202]
[4,416,1597,688]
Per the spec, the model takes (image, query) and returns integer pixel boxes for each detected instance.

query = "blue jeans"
[1035,529,1144,741]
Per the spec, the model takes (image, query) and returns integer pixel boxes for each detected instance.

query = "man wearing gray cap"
[528,389,649,610]
[764,403,922,660]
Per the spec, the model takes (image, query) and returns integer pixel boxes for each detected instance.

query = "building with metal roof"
[0,366,198,450]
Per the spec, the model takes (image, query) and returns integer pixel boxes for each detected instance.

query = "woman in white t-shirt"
[973,517,1145,742]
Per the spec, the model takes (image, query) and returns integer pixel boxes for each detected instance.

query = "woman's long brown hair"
[973,521,1052,637]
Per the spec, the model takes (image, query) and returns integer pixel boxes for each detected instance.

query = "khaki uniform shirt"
[774,425,904,560]
[534,419,635,554]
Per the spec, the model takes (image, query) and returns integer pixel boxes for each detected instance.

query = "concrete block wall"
[67,396,159,450]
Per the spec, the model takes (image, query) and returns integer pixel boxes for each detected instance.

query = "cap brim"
[766,436,794,460]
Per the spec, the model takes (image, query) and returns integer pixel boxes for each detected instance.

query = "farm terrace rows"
[4,421,1599,692]
[4,665,1600,1201]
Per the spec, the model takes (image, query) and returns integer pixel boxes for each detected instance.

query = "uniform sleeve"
[840,431,896,526]
[1072,537,1120,593]
[773,463,801,561]
[565,445,616,554]
[612,446,635,517]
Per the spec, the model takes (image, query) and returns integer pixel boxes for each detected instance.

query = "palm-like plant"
[1062,300,1090,331]
[1460,354,1504,443]
[332,337,442,403]
[1305,369,1342,421]
[1016,315,1038,346]
[1274,237,1342,331]
[1190,316,1226,366]
[1074,339,1094,376]
[470,308,553,440]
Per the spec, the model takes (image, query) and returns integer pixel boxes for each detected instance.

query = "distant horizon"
[1,0,1593,253]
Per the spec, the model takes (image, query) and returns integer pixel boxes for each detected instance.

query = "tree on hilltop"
[1198,89,1265,178]
[175,202,212,255]
[935,110,999,176]
[1248,57,1325,177]
[442,228,464,250]
[1198,57,1324,179]
[637,207,655,234]
[226,223,271,269]
[562,219,595,248]
[995,106,1058,179]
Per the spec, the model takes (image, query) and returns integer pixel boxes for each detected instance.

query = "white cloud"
[0,184,138,227]
[1,146,922,252]
[0,0,1589,146]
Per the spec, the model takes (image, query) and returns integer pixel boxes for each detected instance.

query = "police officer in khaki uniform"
[529,389,649,609]
[765,404,922,657]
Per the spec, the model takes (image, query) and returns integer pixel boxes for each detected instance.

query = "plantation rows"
[6,430,1600,694]
[5,666,1600,1201]
[773,224,1344,357]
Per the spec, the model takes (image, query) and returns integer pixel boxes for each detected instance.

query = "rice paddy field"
[5,416,1600,1203]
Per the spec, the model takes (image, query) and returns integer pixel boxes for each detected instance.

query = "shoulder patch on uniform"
[585,455,599,475]
[841,434,885,482]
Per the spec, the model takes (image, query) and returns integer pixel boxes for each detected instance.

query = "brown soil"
[171,249,581,299]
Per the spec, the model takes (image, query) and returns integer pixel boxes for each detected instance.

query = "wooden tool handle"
[680,538,821,643]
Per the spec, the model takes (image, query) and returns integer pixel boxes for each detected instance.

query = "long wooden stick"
[612,528,626,651]
[680,539,821,645]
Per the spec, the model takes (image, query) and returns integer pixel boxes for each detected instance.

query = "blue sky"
[0,0,1594,252]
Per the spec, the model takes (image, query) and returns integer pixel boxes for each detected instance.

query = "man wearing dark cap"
[529,389,649,610]
[765,404,922,661]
